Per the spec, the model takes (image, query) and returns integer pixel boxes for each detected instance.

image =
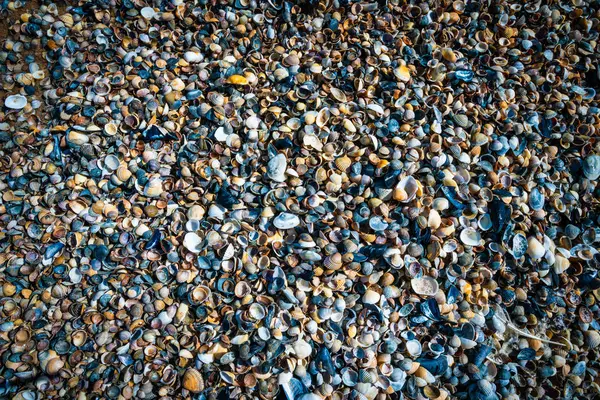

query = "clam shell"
[363,289,381,304]
[293,339,312,359]
[460,227,481,246]
[526,236,546,260]
[267,154,287,182]
[4,94,28,110]
[274,213,300,230]
[411,276,439,296]
[140,6,155,19]
[182,369,205,393]
[583,155,600,181]
[395,176,419,203]
[183,232,202,253]
[45,357,65,375]
[395,65,411,82]
[227,74,249,85]
[585,331,600,348]
[406,340,422,357]
[330,87,347,102]
[335,155,352,172]
[324,253,343,270]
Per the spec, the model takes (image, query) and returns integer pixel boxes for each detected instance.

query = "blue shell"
[516,348,536,360]
[529,187,545,210]
[511,233,528,258]
[455,69,474,82]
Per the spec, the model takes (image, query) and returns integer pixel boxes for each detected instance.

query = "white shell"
[406,340,422,357]
[411,276,439,296]
[184,51,203,63]
[396,176,419,203]
[273,213,300,229]
[214,127,228,142]
[428,209,441,229]
[293,339,312,359]
[4,94,27,110]
[140,7,156,19]
[246,115,261,129]
[553,255,569,274]
[527,236,546,260]
[267,154,287,182]
[460,227,481,246]
[183,232,202,253]
[363,289,380,304]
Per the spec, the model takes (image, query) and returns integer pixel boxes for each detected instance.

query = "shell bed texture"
[1,0,600,399]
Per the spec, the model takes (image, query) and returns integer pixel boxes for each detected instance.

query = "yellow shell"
[227,75,249,85]
[183,368,205,393]
[441,47,457,63]
[395,65,411,82]
[335,155,352,171]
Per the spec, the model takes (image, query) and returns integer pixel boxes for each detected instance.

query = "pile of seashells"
[1,0,600,399]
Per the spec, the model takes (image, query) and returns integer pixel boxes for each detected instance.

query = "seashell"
[141,7,156,19]
[526,236,546,260]
[4,94,28,110]
[585,331,600,348]
[335,155,352,171]
[363,289,381,304]
[411,277,439,296]
[394,176,419,203]
[330,87,347,102]
[184,51,203,63]
[267,153,287,182]
[441,47,457,62]
[104,122,118,136]
[293,339,312,359]
[428,209,441,229]
[67,131,89,146]
[529,187,545,210]
[183,232,202,253]
[460,227,481,246]
[394,65,411,82]
[249,303,266,320]
[512,233,528,258]
[274,213,300,229]
[182,369,205,393]
[324,253,342,270]
[45,357,64,375]
[404,340,422,359]
[583,155,600,180]
[316,108,330,128]
[144,178,163,197]
[553,254,569,274]
[227,75,249,85]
